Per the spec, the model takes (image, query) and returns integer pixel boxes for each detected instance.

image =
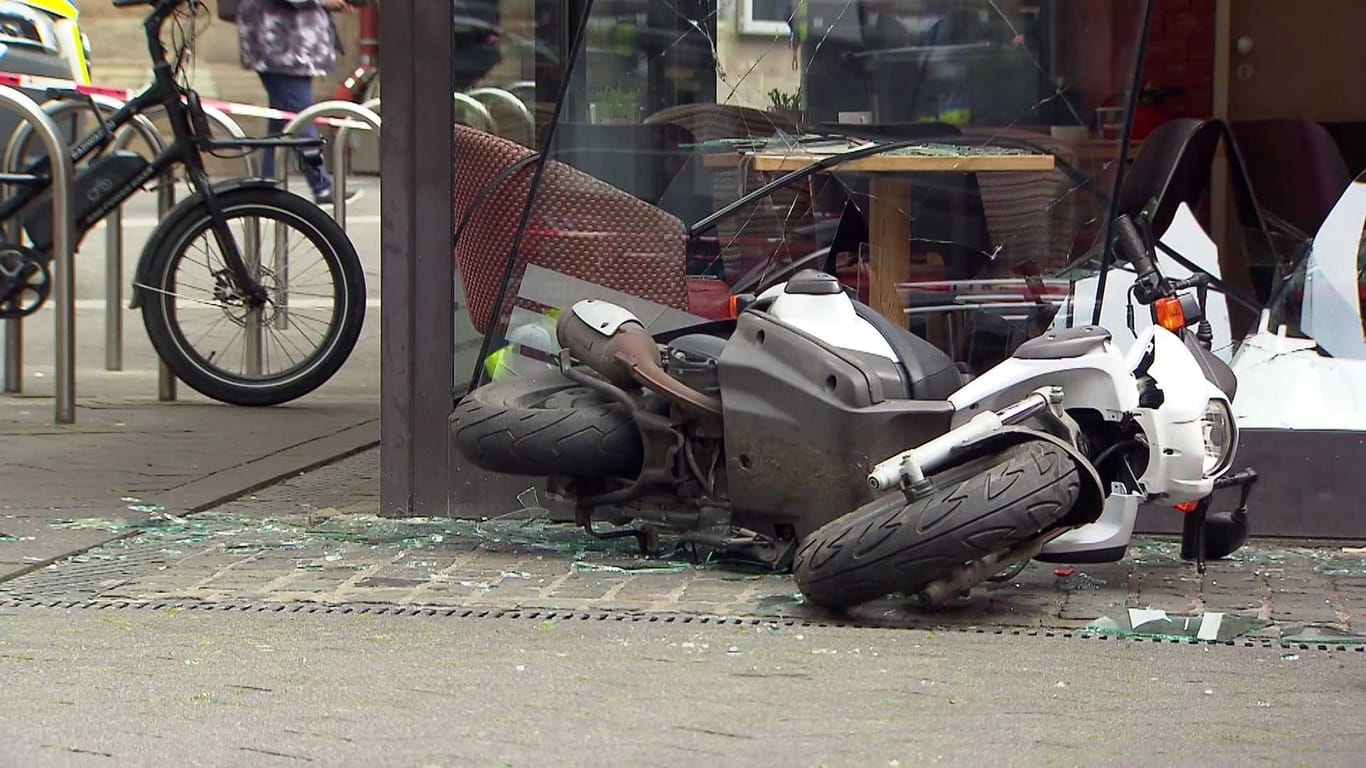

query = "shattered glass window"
[451,0,1149,388]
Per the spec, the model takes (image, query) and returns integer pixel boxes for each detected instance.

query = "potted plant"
[591,84,641,125]
[766,87,804,130]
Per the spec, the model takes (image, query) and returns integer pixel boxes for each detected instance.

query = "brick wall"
[1139,0,1216,118]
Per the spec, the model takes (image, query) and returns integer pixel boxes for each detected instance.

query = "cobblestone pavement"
[4,450,1365,648]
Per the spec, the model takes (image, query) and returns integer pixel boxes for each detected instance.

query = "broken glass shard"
[1276,625,1366,647]
[1087,609,1269,642]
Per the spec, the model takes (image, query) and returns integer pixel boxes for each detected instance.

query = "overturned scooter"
[452,214,1258,611]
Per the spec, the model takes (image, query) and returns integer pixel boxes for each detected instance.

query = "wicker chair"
[454,125,709,338]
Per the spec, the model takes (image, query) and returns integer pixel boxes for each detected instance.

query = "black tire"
[793,440,1081,611]
[140,188,366,407]
[452,367,642,477]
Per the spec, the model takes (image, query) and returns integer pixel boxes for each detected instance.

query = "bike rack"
[506,81,535,107]
[467,87,534,142]
[54,94,170,375]
[0,85,76,423]
[4,96,162,374]
[273,101,381,359]
[454,92,496,133]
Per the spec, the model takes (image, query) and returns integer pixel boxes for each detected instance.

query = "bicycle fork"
[188,167,268,376]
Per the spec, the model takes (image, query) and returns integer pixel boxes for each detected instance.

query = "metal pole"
[155,164,176,400]
[0,87,76,423]
[278,101,382,332]
[99,98,167,372]
[1,132,21,391]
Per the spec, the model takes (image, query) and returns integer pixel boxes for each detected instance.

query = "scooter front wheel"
[793,441,1081,611]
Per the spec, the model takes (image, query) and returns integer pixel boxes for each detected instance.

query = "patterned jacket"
[237,0,339,77]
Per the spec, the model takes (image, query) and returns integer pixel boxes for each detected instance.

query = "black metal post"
[1091,0,1155,325]
[379,1,456,517]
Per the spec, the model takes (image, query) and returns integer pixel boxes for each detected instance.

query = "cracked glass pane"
[451,0,1150,387]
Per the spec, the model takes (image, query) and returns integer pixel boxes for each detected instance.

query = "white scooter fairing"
[763,278,1234,563]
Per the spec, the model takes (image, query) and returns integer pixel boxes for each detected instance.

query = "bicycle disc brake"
[0,244,51,319]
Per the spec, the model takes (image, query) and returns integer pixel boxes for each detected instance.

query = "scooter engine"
[664,334,726,398]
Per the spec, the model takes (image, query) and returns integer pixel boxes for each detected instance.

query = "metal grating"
[0,597,1361,655]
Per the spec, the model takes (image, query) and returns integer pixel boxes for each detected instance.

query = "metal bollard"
[276,101,381,342]
[0,86,76,423]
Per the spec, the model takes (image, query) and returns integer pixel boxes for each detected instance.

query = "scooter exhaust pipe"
[556,300,723,417]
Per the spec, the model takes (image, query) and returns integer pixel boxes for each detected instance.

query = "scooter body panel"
[716,309,955,540]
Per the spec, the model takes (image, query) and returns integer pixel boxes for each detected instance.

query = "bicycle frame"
[0,0,322,306]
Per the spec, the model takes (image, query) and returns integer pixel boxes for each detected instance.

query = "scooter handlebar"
[1114,215,1157,279]
[1113,214,1170,304]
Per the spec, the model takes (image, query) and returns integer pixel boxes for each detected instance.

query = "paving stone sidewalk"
[3,449,1364,647]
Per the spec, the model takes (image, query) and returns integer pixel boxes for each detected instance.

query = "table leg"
[868,177,913,326]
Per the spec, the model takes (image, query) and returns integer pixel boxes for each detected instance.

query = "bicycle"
[0,0,366,406]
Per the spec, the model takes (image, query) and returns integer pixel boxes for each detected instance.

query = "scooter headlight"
[1201,399,1235,477]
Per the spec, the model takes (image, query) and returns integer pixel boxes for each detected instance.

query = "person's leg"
[257,72,286,180]
[259,72,332,196]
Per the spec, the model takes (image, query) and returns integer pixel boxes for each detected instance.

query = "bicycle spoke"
[190,312,233,350]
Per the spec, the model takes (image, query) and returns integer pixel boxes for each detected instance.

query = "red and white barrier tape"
[0,71,376,130]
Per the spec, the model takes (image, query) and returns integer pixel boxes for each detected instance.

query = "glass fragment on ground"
[1087,609,1270,642]
[1275,625,1366,646]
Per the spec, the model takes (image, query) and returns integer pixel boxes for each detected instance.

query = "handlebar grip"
[1114,215,1158,278]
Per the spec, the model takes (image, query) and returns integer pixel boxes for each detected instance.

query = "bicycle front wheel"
[140,188,367,406]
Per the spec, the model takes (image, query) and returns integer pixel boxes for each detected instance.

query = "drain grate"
[1,597,1362,655]
[0,547,175,601]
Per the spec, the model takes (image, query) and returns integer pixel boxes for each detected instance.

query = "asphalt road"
[0,604,1362,766]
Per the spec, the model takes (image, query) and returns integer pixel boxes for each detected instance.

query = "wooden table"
[740,143,1056,325]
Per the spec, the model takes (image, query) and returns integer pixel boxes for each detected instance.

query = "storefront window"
[451,0,1149,389]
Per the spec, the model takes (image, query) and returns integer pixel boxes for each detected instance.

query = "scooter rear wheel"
[793,440,1081,611]
[451,367,643,477]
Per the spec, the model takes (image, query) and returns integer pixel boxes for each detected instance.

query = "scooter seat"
[1014,325,1112,360]
[850,301,964,400]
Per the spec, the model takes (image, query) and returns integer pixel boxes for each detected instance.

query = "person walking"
[237,0,357,205]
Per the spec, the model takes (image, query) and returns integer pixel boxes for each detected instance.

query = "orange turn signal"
[1175,500,1199,513]
[1155,296,1186,332]
[727,295,741,319]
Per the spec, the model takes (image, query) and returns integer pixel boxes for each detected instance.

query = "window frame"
[737,0,793,37]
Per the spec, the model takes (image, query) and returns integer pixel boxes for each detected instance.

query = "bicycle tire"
[140,187,366,407]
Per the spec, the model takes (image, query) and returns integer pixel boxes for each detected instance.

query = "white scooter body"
[760,281,1235,560]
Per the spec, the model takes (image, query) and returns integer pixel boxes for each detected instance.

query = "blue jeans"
[259,72,332,196]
